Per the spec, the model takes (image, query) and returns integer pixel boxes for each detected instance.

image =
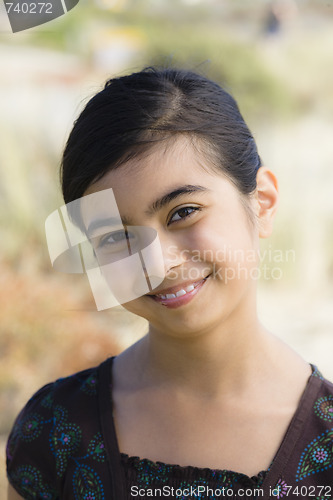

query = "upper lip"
[147,275,210,296]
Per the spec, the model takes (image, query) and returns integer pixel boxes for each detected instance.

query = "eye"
[168,206,201,225]
[97,229,134,251]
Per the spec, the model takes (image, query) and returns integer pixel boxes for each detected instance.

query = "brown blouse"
[6,357,333,499]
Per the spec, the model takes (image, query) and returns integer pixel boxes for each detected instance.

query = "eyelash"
[98,229,133,249]
[96,206,201,248]
[168,206,201,225]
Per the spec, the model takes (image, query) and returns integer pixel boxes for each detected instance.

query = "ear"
[255,167,279,238]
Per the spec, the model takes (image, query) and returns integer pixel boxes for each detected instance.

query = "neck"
[135,299,274,398]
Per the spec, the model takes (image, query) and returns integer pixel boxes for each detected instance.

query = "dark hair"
[61,67,261,205]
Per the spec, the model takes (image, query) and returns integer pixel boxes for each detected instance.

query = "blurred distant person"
[264,0,298,36]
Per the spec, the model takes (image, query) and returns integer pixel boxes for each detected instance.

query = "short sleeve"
[6,382,59,500]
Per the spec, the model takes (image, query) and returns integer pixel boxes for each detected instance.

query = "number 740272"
[5,3,53,14]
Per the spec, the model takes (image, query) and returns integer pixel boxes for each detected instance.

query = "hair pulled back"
[61,67,261,205]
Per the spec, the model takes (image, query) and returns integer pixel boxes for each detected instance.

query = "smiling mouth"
[147,275,211,305]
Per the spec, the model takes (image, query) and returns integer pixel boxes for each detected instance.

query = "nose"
[158,232,189,277]
[139,228,189,291]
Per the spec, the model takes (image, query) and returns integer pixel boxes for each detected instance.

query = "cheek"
[187,216,254,258]
[186,216,258,282]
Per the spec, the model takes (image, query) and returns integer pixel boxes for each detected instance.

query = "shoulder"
[8,362,101,447]
[310,368,333,427]
[302,366,333,429]
[6,359,110,500]
[289,368,333,484]
[310,365,333,404]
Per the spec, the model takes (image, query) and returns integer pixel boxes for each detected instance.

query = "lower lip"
[148,276,209,309]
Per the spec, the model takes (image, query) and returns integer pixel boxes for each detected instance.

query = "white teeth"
[155,278,208,300]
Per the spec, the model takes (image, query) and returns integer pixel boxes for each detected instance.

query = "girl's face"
[84,138,265,338]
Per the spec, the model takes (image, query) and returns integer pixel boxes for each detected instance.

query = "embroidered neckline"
[120,452,268,486]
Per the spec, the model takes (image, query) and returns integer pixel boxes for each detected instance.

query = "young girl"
[7,67,333,500]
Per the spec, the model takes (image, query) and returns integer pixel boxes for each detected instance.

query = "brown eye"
[168,206,200,224]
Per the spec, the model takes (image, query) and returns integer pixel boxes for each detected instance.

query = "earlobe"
[255,167,279,239]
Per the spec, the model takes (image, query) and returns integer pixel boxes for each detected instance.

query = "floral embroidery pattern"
[312,367,324,380]
[123,455,246,499]
[314,396,333,422]
[6,410,52,462]
[273,479,289,498]
[48,409,106,487]
[48,402,107,498]
[87,433,107,463]
[19,413,44,442]
[176,473,239,499]
[72,464,105,500]
[312,447,329,463]
[8,465,57,500]
[80,370,98,396]
[176,479,232,499]
[133,458,170,486]
[41,389,54,409]
[296,429,333,481]
[7,371,106,500]
[49,405,82,477]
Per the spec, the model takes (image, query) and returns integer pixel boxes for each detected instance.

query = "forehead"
[80,137,245,232]
[80,137,229,230]
[85,136,221,200]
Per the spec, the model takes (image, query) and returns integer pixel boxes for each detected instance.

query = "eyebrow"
[145,184,209,217]
[86,184,208,236]
[87,216,131,237]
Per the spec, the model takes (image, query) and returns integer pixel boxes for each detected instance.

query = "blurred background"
[1,0,333,494]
